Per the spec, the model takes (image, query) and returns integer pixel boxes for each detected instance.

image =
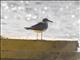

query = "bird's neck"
[42,21,48,23]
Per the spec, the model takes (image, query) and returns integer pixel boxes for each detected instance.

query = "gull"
[24,18,53,40]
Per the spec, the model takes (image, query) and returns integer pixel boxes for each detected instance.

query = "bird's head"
[42,18,53,23]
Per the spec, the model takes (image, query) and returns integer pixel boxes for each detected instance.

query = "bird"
[24,18,53,40]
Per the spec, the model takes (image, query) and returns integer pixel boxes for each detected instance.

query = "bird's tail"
[24,27,31,30]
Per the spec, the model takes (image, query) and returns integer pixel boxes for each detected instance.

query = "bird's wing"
[31,22,45,30]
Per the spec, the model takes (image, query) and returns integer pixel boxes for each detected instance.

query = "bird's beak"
[48,20,53,23]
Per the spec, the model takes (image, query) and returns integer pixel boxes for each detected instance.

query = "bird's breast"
[42,23,48,30]
[31,22,48,31]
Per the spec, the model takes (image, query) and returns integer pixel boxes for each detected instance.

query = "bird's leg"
[41,32,43,40]
[37,32,38,40]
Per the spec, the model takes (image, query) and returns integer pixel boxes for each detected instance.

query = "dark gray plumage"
[24,18,53,40]
[25,22,48,31]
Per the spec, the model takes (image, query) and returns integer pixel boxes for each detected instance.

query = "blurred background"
[1,1,80,51]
